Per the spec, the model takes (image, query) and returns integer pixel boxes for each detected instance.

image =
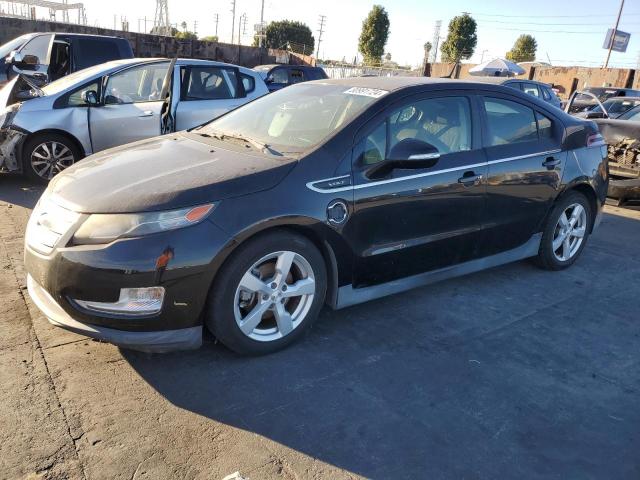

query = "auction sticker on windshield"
[343,87,388,98]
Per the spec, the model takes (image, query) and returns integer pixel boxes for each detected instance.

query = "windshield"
[0,34,32,59]
[196,83,385,154]
[600,98,640,116]
[41,62,113,96]
[618,105,640,121]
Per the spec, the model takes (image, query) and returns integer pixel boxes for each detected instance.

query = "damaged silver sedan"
[0,57,267,182]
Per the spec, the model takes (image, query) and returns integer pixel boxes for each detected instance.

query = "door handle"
[458,172,483,186]
[139,110,154,118]
[543,156,561,169]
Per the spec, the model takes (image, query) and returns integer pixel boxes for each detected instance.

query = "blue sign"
[603,28,631,53]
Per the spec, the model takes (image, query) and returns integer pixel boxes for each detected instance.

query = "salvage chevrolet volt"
[25,77,608,355]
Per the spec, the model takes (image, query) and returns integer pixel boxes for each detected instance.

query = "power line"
[473,12,640,18]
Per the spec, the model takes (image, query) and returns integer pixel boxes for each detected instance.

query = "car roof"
[470,76,551,87]
[308,76,533,92]
[254,64,321,70]
[31,32,127,40]
[93,57,257,73]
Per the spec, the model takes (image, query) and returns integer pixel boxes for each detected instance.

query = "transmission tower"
[430,20,441,63]
[153,0,171,36]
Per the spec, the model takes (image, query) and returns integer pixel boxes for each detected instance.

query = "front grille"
[26,197,81,255]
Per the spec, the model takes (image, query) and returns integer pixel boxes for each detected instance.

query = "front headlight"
[72,203,216,245]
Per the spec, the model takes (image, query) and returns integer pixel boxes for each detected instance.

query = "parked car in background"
[0,57,267,182]
[566,90,640,204]
[574,96,640,119]
[0,32,133,88]
[253,64,328,92]
[24,77,608,355]
[567,87,640,114]
[472,76,562,109]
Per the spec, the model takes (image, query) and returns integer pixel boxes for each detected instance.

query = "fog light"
[74,287,165,316]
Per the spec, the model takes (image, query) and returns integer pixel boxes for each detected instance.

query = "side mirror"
[388,138,440,167]
[6,50,23,64]
[81,90,99,106]
[585,111,607,119]
[22,54,39,66]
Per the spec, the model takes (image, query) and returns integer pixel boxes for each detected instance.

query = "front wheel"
[22,133,81,184]
[534,191,592,270]
[205,230,327,355]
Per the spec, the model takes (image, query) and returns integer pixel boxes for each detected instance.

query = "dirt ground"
[1,175,639,480]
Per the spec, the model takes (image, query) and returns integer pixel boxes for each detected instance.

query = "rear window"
[240,73,255,94]
[74,39,123,70]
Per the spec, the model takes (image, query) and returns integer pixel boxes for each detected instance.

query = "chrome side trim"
[333,233,542,309]
[487,149,562,166]
[307,150,563,193]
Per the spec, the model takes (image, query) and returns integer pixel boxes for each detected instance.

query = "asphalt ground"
[1,174,639,480]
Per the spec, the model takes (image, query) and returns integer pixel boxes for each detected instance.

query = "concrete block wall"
[427,61,636,99]
[0,17,315,68]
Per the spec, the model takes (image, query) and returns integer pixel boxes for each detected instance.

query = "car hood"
[47,132,298,214]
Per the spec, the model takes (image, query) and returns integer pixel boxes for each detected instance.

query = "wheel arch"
[20,129,87,169]
[549,181,599,233]
[207,219,350,311]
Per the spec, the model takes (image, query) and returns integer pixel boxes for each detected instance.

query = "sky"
[6,0,640,68]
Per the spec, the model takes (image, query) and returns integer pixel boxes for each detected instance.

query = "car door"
[89,61,170,152]
[480,94,567,255]
[345,91,487,287]
[14,33,53,86]
[174,65,245,131]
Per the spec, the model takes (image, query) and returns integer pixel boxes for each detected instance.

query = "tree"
[150,26,178,36]
[200,35,219,42]
[506,34,537,62]
[440,13,477,63]
[358,5,390,65]
[175,31,197,40]
[180,21,187,32]
[254,20,315,55]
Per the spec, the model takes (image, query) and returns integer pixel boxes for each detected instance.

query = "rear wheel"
[534,191,592,270]
[205,230,327,355]
[22,133,82,184]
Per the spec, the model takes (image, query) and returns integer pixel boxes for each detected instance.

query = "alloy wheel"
[233,251,316,342]
[30,141,76,180]
[552,202,587,262]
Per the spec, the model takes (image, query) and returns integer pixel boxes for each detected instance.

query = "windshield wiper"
[199,131,281,156]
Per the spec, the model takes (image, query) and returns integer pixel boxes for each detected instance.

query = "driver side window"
[361,96,472,166]
[104,62,170,105]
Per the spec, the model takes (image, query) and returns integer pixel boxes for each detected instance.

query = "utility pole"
[431,20,441,63]
[230,0,236,45]
[604,0,625,68]
[193,20,198,36]
[316,15,326,59]
[214,13,219,37]
[259,0,265,48]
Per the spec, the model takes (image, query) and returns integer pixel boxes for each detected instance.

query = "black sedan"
[24,77,609,355]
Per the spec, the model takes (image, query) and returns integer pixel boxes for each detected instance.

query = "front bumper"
[0,127,25,171]
[24,217,233,352]
[28,275,202,352]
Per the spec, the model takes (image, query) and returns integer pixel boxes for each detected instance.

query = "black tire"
[205,230,327,355]
[534,191,592,271]
[22,133,82,184]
